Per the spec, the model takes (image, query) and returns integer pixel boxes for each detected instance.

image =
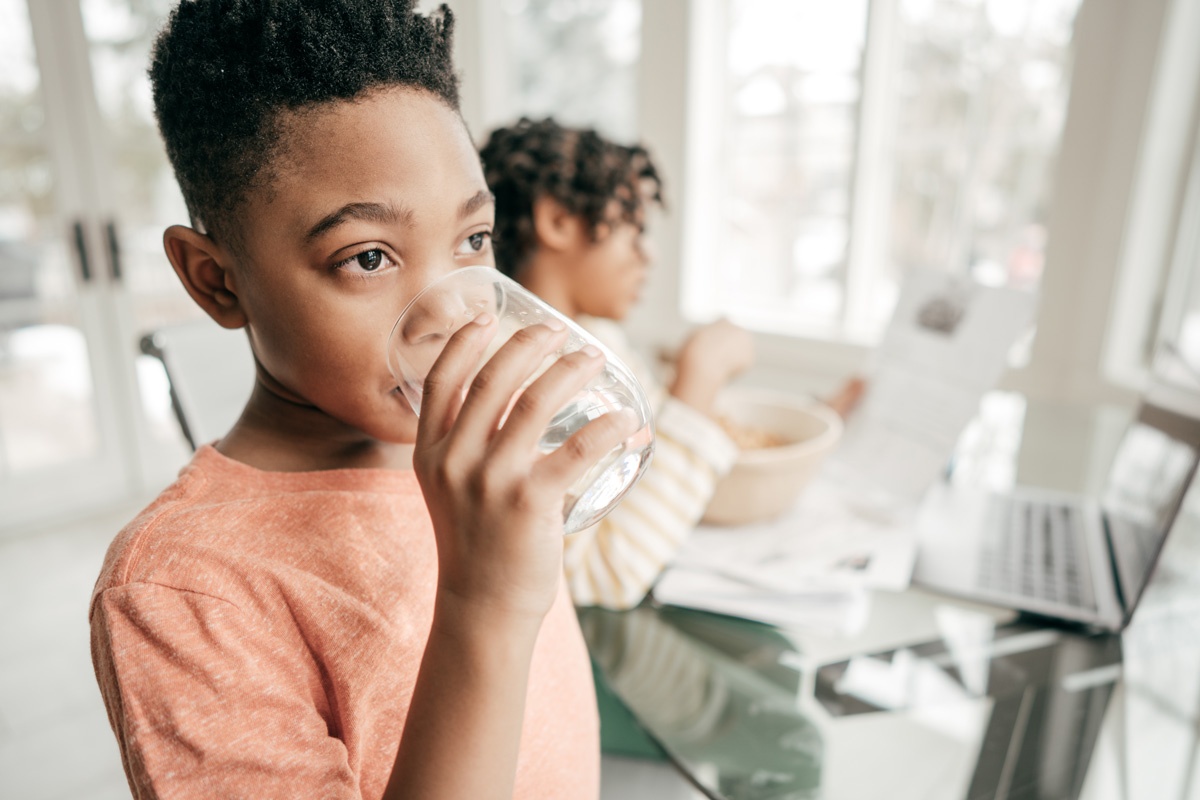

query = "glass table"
[581,394,1200,799]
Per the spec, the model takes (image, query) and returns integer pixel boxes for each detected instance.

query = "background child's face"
[568,205,651,321]
[228,87,495,444]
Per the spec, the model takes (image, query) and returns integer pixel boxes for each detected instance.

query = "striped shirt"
[565,317,738,609]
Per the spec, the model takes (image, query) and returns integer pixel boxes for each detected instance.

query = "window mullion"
[679,0,727,326]
[1155,121,1200,359]
[843,0,898,340]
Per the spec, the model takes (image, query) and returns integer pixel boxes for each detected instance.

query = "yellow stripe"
[582,557,604,604]
[635,476,700,525]
[643,437,700,485]
[657,413,730,468]
[566,529,604,605]
[617,497,690,548]
[652,433,716,502]
[601,514,664,564]
[592,523,629,602]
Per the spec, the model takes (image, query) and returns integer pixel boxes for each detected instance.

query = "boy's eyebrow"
[303,192,493,243]
[304,201,413,243]
[459,190,495,219]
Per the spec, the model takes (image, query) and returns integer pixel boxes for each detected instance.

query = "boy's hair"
[149,0,460,249]
[479,118,664,279]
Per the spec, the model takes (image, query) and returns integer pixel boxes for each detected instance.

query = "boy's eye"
[457,231,491,255]
[335,248,395,274]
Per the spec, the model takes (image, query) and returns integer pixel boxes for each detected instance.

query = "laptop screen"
[1102,401,1200,614]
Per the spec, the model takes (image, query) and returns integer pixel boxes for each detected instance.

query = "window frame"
[1101,0,1200,392]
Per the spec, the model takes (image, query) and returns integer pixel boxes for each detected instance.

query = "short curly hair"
[478,118,663,279]
[149,0,459,249]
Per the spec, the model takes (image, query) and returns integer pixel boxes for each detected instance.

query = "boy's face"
[227,88,495,445]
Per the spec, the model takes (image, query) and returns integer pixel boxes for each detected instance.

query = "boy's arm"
[91,583,364,798]
[384,317,636,800]
[383,595,540,799]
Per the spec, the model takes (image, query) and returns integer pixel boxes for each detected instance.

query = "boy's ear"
[163,225,248,330]
[532,196,587,253]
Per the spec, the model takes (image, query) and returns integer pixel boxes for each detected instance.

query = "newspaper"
[828,269,1036,509]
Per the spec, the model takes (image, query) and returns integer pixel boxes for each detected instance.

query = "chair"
[140,321,256,450]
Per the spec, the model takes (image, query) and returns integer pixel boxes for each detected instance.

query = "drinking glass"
[388,266,655,534]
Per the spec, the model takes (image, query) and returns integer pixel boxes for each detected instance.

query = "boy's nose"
[398,282,496,347]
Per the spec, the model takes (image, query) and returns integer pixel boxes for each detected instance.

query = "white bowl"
[702,387,843,526]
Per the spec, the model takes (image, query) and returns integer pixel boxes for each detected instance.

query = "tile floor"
[0,502,135,800]
[0,501,703,800]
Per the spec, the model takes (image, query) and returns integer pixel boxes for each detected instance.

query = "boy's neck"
[216,381,415,473]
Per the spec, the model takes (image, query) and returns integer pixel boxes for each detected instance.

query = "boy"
[89,3,636,798]
[480,118,865,610]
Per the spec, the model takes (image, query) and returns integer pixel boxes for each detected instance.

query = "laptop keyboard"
[977,497,1097,611]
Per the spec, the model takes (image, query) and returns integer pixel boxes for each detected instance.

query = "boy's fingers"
[487,346,607,459]
[534,408,641,492]
[450,323,570,446]
[416,314,496,444]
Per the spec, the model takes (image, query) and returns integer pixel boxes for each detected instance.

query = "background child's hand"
[823,376,867,418]
[412,317,637,623]
[669,319,755,417]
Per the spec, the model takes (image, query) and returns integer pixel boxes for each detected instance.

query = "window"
[682,0,1081,344]
[493,0,641,140]
[81,0,193,335]
[446,0,1194,401]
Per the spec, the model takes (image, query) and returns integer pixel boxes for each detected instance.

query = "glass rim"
[387,264,501,348]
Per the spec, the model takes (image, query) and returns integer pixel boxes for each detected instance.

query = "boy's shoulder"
[91,445,431,615]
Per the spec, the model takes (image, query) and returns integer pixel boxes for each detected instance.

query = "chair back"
[140,321,255,450]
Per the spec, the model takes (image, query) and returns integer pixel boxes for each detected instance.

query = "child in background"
[480,119,753,610]
[88,4,634,798]
[480,119,865,611]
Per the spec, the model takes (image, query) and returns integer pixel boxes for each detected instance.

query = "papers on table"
[652,475,917,635]
[653,269,1036,632]
[827,269,1036,510]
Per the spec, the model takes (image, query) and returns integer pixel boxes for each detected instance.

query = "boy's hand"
[669,319,755,416]
[412,316,637,624]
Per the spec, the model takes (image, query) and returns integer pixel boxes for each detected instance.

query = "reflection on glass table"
[583,606,822,799]
[581,601,1121,800]
[812,619,1121,800]
[582,393,1200,800]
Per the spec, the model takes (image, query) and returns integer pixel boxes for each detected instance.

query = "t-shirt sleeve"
[91,582,362,799]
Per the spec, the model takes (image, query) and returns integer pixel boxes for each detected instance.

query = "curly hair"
[149,0,459,249]
[478,118,664,279]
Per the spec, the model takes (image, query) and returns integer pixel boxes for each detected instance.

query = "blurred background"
[1,0,1199,795]
[4,0,1200,534]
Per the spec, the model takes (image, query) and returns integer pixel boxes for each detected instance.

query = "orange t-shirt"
[89,445,599,799]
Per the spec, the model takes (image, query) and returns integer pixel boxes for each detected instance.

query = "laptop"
[913,377,1200,632]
